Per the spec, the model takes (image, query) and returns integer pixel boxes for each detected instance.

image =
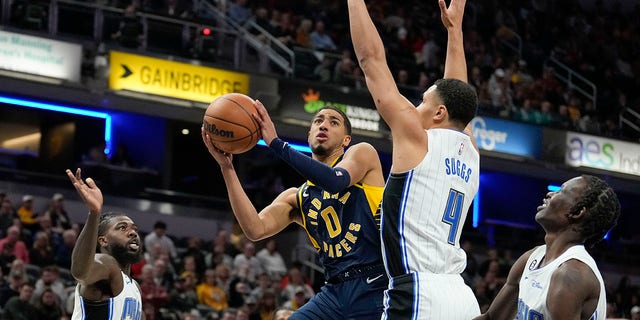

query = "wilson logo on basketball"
[203,121,234,138]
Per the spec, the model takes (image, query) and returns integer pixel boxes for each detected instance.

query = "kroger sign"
[471,117,542,158]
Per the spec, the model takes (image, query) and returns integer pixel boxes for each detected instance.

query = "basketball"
[203,93,261,154]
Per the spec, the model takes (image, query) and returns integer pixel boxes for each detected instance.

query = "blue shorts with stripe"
[289,272,387,320]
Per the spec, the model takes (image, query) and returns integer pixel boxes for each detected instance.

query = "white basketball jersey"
[518,245,607,320]
[72,271,142,320]
[381,128,479,276]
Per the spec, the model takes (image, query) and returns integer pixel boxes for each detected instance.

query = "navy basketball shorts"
[289,272,387,320]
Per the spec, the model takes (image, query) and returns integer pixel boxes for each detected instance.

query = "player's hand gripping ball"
[203,93,261,154]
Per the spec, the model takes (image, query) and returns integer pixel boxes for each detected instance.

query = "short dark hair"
[570,175,621,248]
[317,106,352,135]
[433,78,478,127]
[153,221,167,230]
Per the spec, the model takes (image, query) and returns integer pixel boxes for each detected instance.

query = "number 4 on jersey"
[442,189,465,245]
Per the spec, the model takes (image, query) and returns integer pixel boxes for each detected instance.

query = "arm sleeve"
[269,138,351,193]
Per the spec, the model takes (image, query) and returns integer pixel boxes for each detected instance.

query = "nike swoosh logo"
[366,274,384,284]
[302,189,309,197]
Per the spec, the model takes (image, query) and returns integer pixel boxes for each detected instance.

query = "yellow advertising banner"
[108,51,249,103]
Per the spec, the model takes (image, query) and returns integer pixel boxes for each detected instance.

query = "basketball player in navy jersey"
[202,104,388,319]
[67,168,145,320]
[475,175,620,320]
[349,0,480,318]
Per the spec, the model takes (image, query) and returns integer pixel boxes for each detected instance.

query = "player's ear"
[569,207,588,221]
[98,235,108,249]
[342,134,352,147]
[434,104,447,123]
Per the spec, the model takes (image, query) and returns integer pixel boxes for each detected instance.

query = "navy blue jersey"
[296,175,384,280]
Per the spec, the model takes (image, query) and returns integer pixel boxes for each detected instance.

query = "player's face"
[105,216,143,265]
[535,177,587,228]
[308,109,350,156]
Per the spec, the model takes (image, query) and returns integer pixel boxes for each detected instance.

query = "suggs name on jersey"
[444,157,473,183]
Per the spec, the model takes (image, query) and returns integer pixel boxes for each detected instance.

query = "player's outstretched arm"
[440,0,468,82]
[474,248,534,320]
[202,129,298,241]
[347,0,419,135]
[67,169,117,285]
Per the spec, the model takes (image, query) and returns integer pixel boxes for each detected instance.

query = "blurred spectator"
[9,259,30,283]
[33,287,67,320]
[0,226,30,264]
[238,300,260,320]
[221,307,238,320]
[281,286,308,312]
[2,282,37,319]
[215,229,239,257]
[17,195,39,233]
[281,268,313,302]
[333,51,357,87]
[295,19,313,48]
[418,31,440,71]
[215,263,233,296]
[228,0,251,26]
[168,271,200,317]
[554,104,574,129]
[257,289,278,320]
[110,143,134,167]
[32,265,67,306]
[197,268,228,312]
[29,231,55,268]
[256,239,287,278]
[144,220,178,260]
[54,229,77,269]
[111,4,144,49]
[84,141,109,163]
[310,20,337,51]
[228,263,253,308]
[0,199,17,237]
[179,254,203,282]
[43,193,71,234]
[632,305,640,320]
[233,242,263,283]
[272,12,296,47]
[0,271,25,308]
[272,307,293,320]
[180,237,207,277]
[206,242,233,269]
[487,68,511,110]
[139,264,170,319]
[152,258,175,291]
[159,0,192,18]
[249,272,272,302]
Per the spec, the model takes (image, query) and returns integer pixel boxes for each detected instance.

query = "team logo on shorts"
[458,142,465,155]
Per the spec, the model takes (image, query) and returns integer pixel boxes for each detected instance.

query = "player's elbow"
[243,228,266,242]
[70,266,87,281]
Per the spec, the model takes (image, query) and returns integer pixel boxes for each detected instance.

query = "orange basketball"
[203,93,261,154]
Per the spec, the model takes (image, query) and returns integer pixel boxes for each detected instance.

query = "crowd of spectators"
[9,0,639,141]
[221,0,638,142]
[95,0,638,142]
[1,189,640,319]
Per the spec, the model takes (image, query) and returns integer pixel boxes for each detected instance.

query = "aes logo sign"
[565,132,640,176]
